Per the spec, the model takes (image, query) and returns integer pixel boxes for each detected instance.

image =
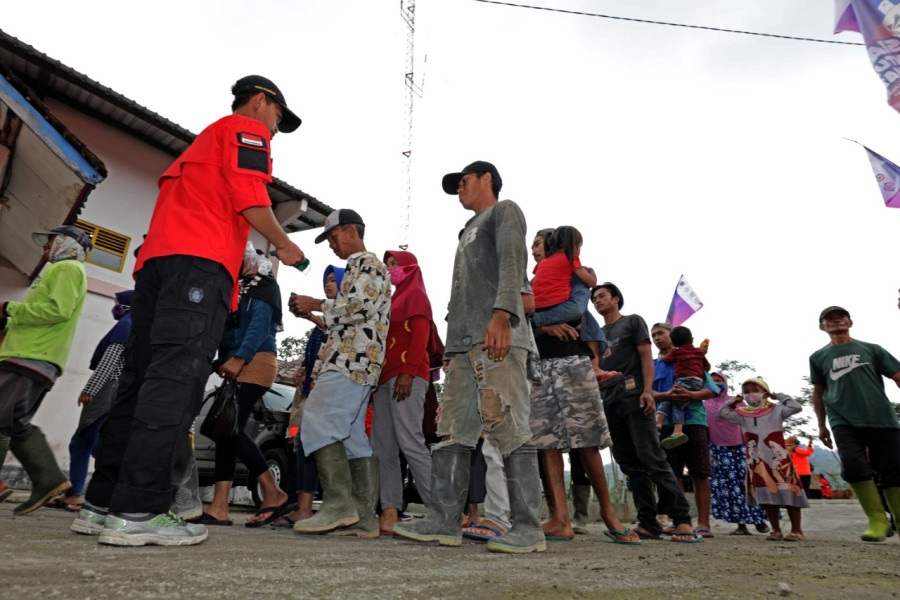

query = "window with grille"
[73,220,131,273]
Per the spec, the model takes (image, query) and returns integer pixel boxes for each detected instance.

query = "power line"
[472,0,865,46]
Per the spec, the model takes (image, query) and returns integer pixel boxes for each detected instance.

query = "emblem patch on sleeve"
[236,132,267,148]
[235,132,270,174]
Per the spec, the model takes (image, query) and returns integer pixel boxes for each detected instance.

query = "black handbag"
[200,380,240,443]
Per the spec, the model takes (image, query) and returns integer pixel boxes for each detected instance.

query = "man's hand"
[289,295,322,317]
[483,310,511,362]
[78,393,93,407]
[275,241,305,270]
[393,373,414,402]
[639,391,656,416]
[218,356,246,380]
[818,427,833,449]
[540,323,579,342]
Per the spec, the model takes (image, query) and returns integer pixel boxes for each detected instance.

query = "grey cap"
[32,225,93,252]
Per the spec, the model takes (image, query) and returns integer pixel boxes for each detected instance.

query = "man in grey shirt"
[394,161,544,554]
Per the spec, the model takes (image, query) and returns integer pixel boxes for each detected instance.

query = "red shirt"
[135,114,273,308]
[532,252,581,309]
[379,315,431,384]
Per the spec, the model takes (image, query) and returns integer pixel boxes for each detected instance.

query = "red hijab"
[384,250,433,323]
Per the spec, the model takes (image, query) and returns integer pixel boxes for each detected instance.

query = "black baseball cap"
[819,306,850,323]
[32,225,93,252]
[441,161,503,194]
[232,75,301,133]
[315,209,365,244]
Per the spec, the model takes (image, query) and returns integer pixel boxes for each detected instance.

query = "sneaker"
[661,433,689,450]
[99,511,208,546]
[70,505,107,536]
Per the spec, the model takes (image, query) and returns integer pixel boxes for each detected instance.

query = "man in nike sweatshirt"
[810,306,900,543]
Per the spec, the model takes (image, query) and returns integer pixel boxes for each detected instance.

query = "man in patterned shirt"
[288,209,391,537]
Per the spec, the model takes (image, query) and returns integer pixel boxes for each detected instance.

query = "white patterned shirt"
[314,251,391,387]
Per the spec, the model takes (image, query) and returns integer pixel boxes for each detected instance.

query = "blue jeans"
[601,380,691,534]
[67,416,106,496]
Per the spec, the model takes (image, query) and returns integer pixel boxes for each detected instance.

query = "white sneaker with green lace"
[99,511,208,546]
[70,505,107,535]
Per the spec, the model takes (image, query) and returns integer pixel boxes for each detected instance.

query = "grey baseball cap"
[32,225,93,252]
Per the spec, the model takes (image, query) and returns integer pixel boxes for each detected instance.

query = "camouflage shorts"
[529,355,612,451]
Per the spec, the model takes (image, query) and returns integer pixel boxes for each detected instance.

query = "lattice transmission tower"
[399,0,423,250]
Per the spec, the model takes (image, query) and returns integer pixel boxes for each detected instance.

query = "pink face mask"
[389,266,408,287]
[743,392,766,409]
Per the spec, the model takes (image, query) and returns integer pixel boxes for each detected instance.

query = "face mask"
[389,266,408,287]
[112,305,129,320]
[743,392,765,408]
[715,383,727,394]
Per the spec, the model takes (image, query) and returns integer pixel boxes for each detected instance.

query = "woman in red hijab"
[371,250,440,533]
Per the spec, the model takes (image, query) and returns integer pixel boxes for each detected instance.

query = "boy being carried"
[657,326,709,449]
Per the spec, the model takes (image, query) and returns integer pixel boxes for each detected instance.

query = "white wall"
[12,100,175,463]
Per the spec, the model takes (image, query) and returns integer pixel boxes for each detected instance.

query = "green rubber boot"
[882,487,900,537]
[10,427,71,516]
[487,445,546,554]
[293,442,358,533]
[849,480,891,542]
[393,444,470,547]
[571,484,591,534]
[329,456,380,539]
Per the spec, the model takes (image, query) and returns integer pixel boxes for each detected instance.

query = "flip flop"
[194,512,233,526]
[730,529,752,536]
[603,527,642,545]
[463,524,505,541]
[44,498,74,510]
[634,528,663,541]
[245,501,297,528]
[544,534,574,542]
[64,503,85,513]
[695,528,715,538]
[269,516,297,529]
[670,532,704,543]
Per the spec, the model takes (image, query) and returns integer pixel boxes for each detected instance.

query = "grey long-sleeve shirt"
[444,200,530,354]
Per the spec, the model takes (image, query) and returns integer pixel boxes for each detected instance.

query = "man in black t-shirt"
[592,283,699,542]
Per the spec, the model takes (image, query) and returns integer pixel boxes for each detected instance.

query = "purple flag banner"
[835,0,900,113]
[859,143,900,207]
[666,275,704,327]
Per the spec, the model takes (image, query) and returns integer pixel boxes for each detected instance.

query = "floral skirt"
[709,444,768,525]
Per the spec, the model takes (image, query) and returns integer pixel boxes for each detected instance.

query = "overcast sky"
[5,0,900,411]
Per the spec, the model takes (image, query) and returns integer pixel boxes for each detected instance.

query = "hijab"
[323,264,346,290]
[89,289,134,370]
[383,250,444,368]
[383,250,433,323]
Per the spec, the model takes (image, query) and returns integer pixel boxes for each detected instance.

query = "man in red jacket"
[76,76,305,547]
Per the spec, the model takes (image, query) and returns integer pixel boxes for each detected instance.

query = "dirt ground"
[2,494,899,600]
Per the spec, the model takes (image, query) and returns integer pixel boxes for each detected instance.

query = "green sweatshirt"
[1,259,87,372]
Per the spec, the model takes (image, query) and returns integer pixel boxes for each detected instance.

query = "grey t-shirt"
[600,314,650,392]
[445,200,530,353]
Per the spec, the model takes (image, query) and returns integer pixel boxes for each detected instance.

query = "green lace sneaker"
[99,511,208,546]
[70,504,107,536]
